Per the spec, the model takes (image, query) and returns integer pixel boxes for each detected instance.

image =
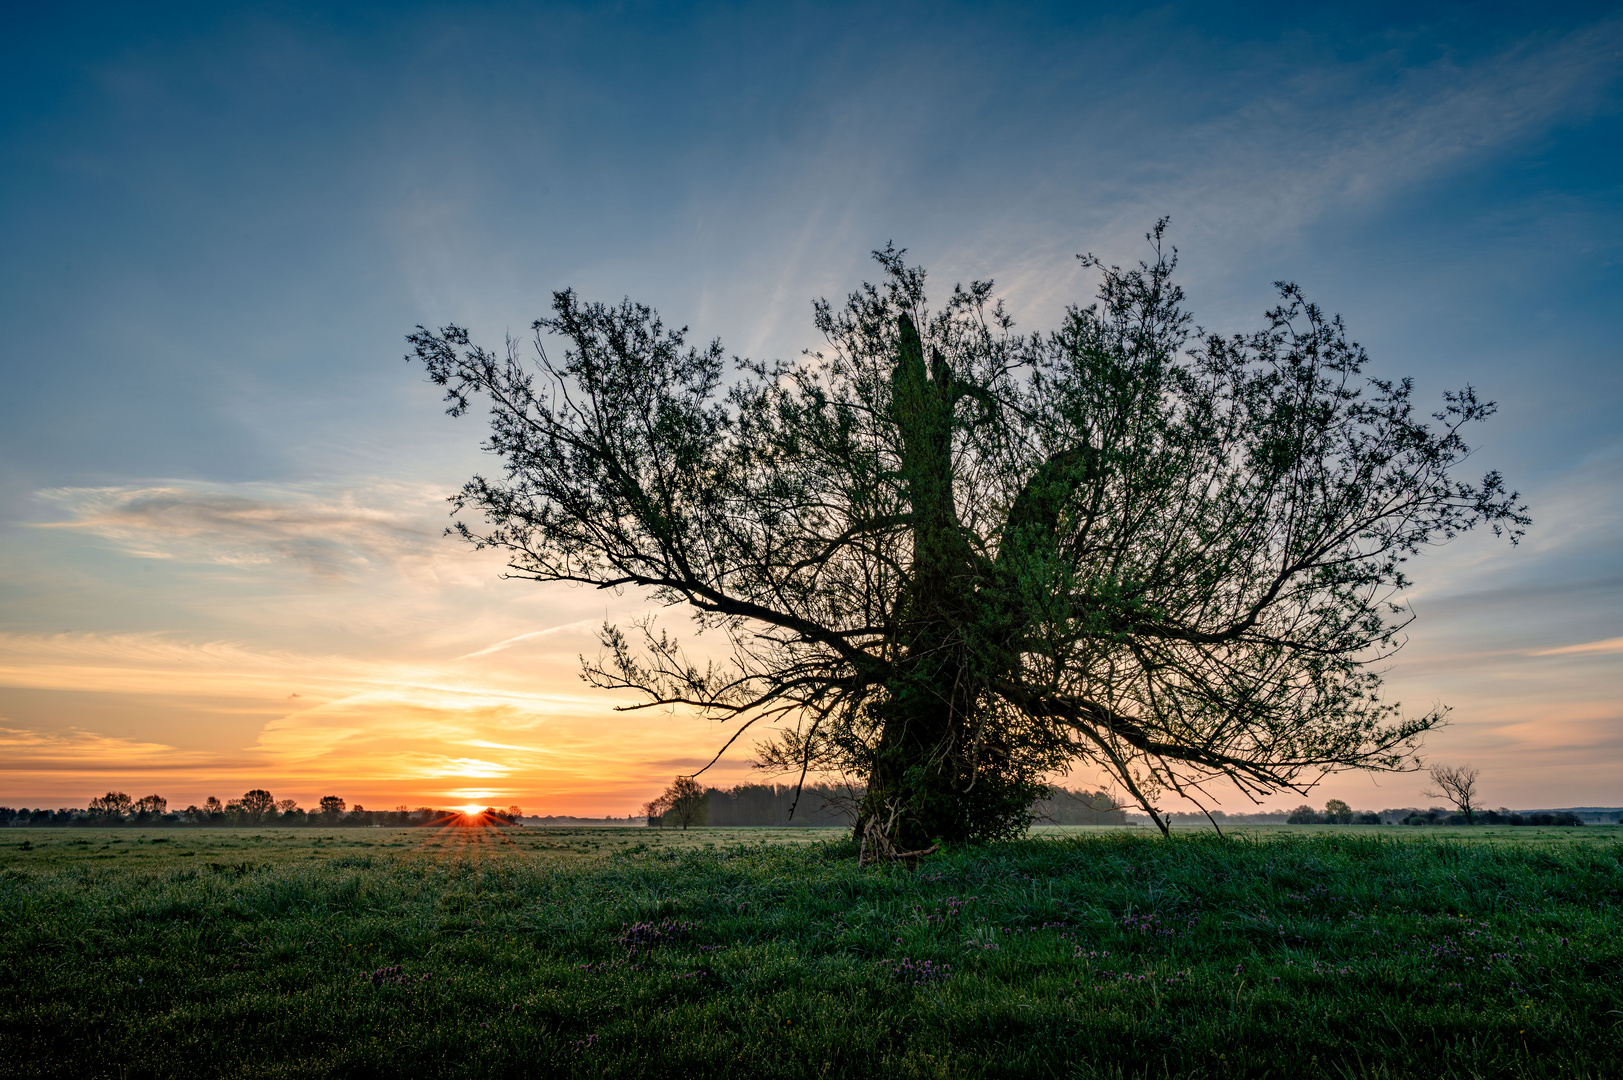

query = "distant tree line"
[707,783,859,828]
[642,781,1127,829]
[0,792,525,828]
[1374,807,1586,827]
[522,815,643,826]
[1132,766,1599,828]
[1031,788,1129,826]
[1133,799,1590,827]
[639,776,1599,831]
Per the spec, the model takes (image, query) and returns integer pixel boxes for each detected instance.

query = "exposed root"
[858,800,939,866]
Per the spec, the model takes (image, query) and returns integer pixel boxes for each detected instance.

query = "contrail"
[452,621,597,661]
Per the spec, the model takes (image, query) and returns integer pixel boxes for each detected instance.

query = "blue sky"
[1,1,1619,813]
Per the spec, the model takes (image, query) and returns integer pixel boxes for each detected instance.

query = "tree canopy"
[644,776,710,830]
[410,225,1526,850]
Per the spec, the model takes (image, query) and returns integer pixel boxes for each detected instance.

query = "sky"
[0,1,1619,817]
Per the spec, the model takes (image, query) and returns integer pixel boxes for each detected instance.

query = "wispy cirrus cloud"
[1194,20,1623,225]
[454,622,601,661]
[1534,636,1623,657]
[33,481,451,581]
[0,724,233,779]
[975,17,1623,314]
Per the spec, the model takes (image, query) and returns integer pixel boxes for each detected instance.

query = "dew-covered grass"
[1,825,1619,1078]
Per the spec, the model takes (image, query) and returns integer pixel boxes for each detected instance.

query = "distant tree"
[89,792,133,820]
[318,796,346,822]
[1286,804,1321,825]
[275,799,298,816]
[239,790,275,823]
[645,777,708,830]
[480,806,521,827]
[1422,765,1480,824]
[413,225,1527,850]
[668,778,709,830]
[132,795,167,817]
[202,796,224,823]
[1323,799,1353,825]
[1352,811,1382,825]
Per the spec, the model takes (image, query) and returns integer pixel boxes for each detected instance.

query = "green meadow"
[1,825,1619,1078]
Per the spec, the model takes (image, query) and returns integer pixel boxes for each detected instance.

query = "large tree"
[410,226,1526,852]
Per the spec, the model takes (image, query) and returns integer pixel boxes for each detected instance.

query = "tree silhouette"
[645,777,708,830]
[1423,764,1481,824]
[88,792,132,820]
[413,226,1526,850]
[240,790,275,824]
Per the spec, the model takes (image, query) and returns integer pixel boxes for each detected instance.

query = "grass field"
[1,825,1619,1078]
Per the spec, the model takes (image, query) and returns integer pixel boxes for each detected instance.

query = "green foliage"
[0,826,1619,1078]
[410,225,1528,848]
[646,777,710,830]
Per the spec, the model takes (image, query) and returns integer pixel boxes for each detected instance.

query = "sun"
[457,804,487,817]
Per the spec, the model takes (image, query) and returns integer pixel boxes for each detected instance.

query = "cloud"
[465,739,554,754]
[432,757,510,778]
[976,17,1623,315]
[1204,20,1623,225]
[454,622,600,660]
[34,481,451,580]
[1534,636,1623,657]
[0,724,222,775]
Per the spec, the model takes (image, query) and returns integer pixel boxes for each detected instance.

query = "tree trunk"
[856,314,978,852]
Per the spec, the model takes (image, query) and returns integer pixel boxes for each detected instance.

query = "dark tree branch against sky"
[412,227,1526,844]
[0,1,1616,814]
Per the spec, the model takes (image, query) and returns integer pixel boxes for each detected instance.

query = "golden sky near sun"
[0,475,1618,815]
[0,482,770,814]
